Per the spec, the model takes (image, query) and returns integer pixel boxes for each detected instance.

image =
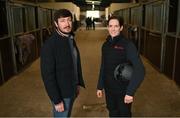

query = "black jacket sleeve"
[77,49,85,88]
[40,41,62,104]
[97,46,105,90]
[126,42,145,96]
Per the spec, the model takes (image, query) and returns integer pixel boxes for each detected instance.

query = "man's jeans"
[52,98,74,117]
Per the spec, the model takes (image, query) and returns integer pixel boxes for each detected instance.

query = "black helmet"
[114,63,133,81]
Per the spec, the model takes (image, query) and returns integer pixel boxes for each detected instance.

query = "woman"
[96,15,145,117]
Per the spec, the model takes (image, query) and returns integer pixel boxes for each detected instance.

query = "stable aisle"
[0,28,180,117]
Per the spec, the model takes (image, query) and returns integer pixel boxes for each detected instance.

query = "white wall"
[80,11,105,18]
[73,5,80,21]
[105,7,110,20]
[80,11,105,26]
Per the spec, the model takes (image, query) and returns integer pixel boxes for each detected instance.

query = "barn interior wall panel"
[174,38,180,85]
[145,32,162,69]
[36,31,42,57]
[0,51,3,85]
[0,38,14,81]
[163,35,176,78]
[140,29,146,55]
[0,1,8,38]
[0,69,3,85]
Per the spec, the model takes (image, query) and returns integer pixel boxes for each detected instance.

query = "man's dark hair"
[54,9,73,23]
[108,15,124,27]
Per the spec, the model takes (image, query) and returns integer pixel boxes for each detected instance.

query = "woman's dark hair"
[107,15,124,27]
[54,9,73,23]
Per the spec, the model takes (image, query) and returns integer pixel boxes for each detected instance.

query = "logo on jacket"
[113,45,124,50]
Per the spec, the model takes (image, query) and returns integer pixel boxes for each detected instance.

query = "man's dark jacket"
[40,31,85,105]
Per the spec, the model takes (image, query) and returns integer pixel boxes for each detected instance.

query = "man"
[40,9,85,117]
[96,15,145,117]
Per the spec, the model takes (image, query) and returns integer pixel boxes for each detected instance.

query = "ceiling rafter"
[37,0,133,10]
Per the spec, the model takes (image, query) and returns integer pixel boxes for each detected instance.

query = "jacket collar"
[107,34,124,44]
[54,30,74,40]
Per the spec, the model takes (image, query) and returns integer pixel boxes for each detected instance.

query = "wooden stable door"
[174,38,180,85]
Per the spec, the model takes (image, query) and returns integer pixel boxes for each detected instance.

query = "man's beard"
[57,27,72,35]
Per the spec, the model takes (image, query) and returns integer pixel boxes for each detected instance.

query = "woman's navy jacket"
[97,34,145,96]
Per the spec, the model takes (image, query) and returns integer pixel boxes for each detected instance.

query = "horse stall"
[38,7,53,43]
[163,35,176,79]
[129,5,142,51]
[174,38,180,85]
[0,0,15,84]
[143,0,165,70]
[11,3,38,72]
[163,0,179,84]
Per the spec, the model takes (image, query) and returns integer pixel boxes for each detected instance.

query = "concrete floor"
[0,27,180,117]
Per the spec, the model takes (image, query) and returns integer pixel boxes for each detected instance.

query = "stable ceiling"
[37,0,133,10]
